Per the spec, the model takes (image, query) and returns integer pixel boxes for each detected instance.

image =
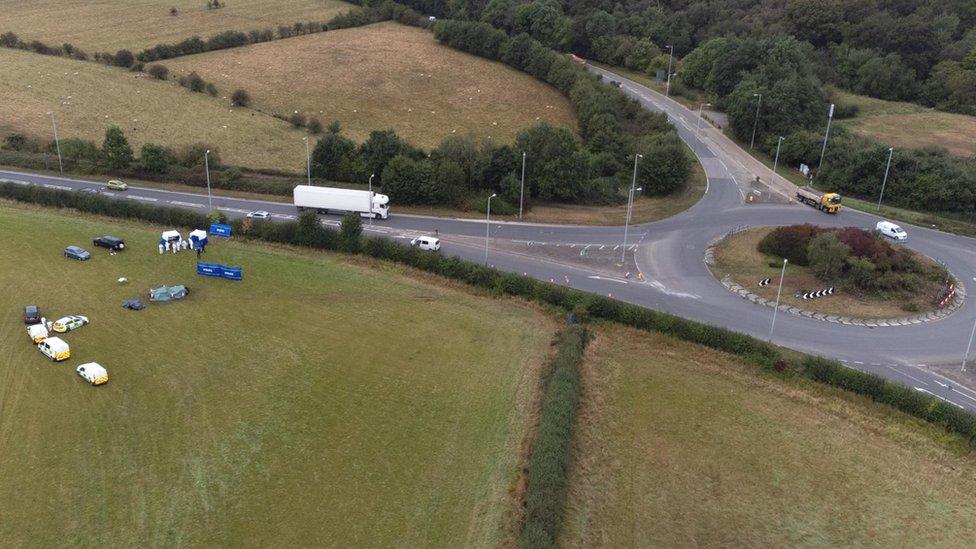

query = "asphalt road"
[3,68,975,410]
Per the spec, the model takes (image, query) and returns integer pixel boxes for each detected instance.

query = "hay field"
[0,0,353,52]
[0,47,307,171]
[164,22,578,148]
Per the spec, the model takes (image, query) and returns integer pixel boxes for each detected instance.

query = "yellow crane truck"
[796,187,842,214]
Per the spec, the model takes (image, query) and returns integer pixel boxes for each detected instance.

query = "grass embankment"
[0,47,308,171]
[562,324,976,547]
[832,88,976,159]
[0,203,555,546]
[163,22,577,149]
[713,227,944,319]
[0,0,354,52]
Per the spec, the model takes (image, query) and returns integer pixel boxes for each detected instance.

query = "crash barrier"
[6,183,976,448]
[209,223,232,238]
[196,262,242,281]
[758,277,771,287]
[795,287,834,299]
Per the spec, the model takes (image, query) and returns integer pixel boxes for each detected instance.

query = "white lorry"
[293,185,389,219]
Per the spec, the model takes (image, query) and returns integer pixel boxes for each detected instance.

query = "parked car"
[246,210,271,219]
[27,323,49,343]
[38,337,70,362]
[609,80,622,87]
[64,246,91,260]
[93,235,126,251]
[52,315,89,333]
[876,221,908,241]
[149,285,189,302]
[23,304,41,324]
[410,236,441,251]
[76,362,109,385]
[105,179,128,191]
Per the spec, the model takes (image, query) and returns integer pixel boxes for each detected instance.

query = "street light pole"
[749,93,762,150]
[963,278,976,372]
[877,147,894,212]
[303,136,311,186]
[368,173,375,226]
[48,112,63,174]
[769,258,788,341]
[621,153,642,263]
[773,136,784,174]
[204,149,213,211]
[817,103,835,175]
[485,193,497,265]
[697,103,711,137]
[665,45,674,97]
[519,151,526,220]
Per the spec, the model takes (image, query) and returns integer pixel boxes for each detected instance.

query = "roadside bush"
[179,72,206,93]
[340,211,363,252]
[807,233,850,281]
[3,133,29,151]
[113,49,135,67]
[205,82,218,97]
[758,224,821,266]
[101,126,133,170]
[146,64,169,80]
[307,117,323,134]
[139,142,172,174]
[288,112,306,128]
[230,90,251,107]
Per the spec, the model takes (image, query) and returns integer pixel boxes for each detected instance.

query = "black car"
[93,235,125,251]
[23,305,41,324]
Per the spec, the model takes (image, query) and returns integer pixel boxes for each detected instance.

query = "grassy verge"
[0,202,555,546]
[712,227,946,319]
[562,324,976,547]
[163,22,577,149]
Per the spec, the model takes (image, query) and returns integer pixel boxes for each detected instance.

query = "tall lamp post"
[519,151,526,220]
[963,278,976,372]
[485,193,497,265]
[621,153,643,262]
[749,93,763,150]
[817,103,835,177]
[697,103,712,137]
[368,173,375,226]
[769,258,788,341]
[204,149,213,211]
[877,147,894,212]
[772,136,784,174]
[664,45,674,97]
[303,136,311,186]
[47,112,63,174]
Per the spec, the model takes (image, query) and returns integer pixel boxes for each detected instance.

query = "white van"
[76,362,109,385]
[27,323,49,343]
[38,337,70,362]
[876,221,908,241]
[410,236,441,251]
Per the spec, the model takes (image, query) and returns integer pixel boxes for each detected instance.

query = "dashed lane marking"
[170,201,203,208]
[127,195,158,202]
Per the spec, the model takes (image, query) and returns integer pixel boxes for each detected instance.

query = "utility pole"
[665,45,674,97]
[877,147,894,212]
[485,193,496,265]
[750,93,762,150]
[519,151,526,220]
[621,153,642,262]
[817,103,835,176]
[368,173,375,226]
[769,258,788,341]
[204,149,213,211]
[773,136,784,174]
[48,112,63,174]
[303,136,311,186]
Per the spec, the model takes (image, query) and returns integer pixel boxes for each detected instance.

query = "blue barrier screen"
[209,223,232,237]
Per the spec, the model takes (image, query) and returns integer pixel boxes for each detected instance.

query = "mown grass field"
[712,227,944,319]
[0,203,555,546]
[0,0,353,52]
[0,47,308,171]
[562,324,976,547]
[164,22,578,149]
[832,89,976,158]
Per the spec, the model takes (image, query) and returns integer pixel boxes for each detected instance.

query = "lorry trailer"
[796,187,842,214]
[293,185,389,219]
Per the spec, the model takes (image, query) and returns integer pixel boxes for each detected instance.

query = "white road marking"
[43,184,71,190]
[914,387,965,409]
[586,275,627,284]
[170,201,203,208]
[648,280,701,299]
[885,365,929,386]
[271,213,295,220]
[127,195,158,202]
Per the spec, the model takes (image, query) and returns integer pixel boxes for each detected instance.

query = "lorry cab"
[876,221,908,241]
[411,236,441,251]
[821,193,842,213]
[38,337,70,361]
[372,193,390,219]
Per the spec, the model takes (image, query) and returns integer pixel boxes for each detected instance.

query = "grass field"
[0,203,555,546]
[832,89,976,158]
[163,22,578,149]
[0,0,353,52]
[562,324,976,547]
[0,47,308,171]
[712,227,945,319]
